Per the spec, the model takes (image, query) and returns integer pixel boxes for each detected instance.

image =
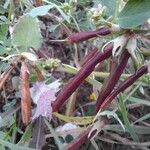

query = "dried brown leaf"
[0,63,16,90]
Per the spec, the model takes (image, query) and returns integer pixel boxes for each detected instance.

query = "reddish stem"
[95,50,130,112]
[100,65,148,109]
[52,43,113,112]
[65,118,108,150]
[68,27,111,43]
[65,127,91,150]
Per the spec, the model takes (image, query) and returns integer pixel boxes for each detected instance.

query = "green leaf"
[118,94,139,142]
[0,5,7,14]
[117,0,150,28]
[0,24,8,40]
[12,15,42,51]
[128,96,150,106]
[53,112,94,125]
[0,139,35,150]
[100,0,116,16]
[104,124,150,135]
[55,5,70,23]
[99,110,125,131]
[28,5,54,17]
[133,113,150,124]
[28,4,70,23]
[0,15,8,22]
[18,124,32,145]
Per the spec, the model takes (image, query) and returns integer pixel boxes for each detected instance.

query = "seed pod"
[0,63,16,90]
[67,27,111,43]
[96,50,130,112]
[20,62,32,126]
[100,65,148,109]
[52,43,113,112]
[80,47,98,66]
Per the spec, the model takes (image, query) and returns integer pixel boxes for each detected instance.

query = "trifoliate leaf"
[12,15,42,51]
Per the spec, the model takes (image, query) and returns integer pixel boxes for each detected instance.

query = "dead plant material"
[20,62,32,126]
[0,63,17,90]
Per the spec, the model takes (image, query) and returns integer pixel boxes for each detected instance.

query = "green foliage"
[0,138,35,150]
[100,0,116,16]
[117,0,150,28]
[12,15,42,51]
[28,5,55,17]
[18,124,32,145]
[0,0,150,149]
[0,24,8,40]
[98,110,125,131]
[118,94,139,142]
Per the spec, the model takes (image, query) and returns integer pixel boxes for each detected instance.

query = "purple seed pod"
[95,50,130,112]
[68,27,111,43]
[80,47,98,66]
[52,43,113,112]
[100,65,148,109]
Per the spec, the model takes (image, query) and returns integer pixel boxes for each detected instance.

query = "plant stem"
[65,118,108,150]
[56,64,149,83]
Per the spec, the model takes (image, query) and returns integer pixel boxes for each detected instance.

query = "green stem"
[56,64,149,83]
[57,64,102,89]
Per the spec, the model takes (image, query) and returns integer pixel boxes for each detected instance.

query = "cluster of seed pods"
[50,27,148,150]
[52,27,148,113]
[0,26,148,150]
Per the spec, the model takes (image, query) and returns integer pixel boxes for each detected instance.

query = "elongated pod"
[52,43,113,112]
[96,50,130,112]
[100,65,148,109]
[20,62,32,126]
[68,27,111,43]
